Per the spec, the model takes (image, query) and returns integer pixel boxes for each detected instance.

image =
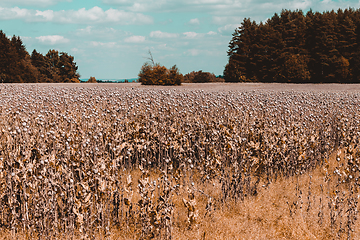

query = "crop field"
[1,83,360,239]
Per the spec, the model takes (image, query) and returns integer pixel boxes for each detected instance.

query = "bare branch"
[145,50,155,66]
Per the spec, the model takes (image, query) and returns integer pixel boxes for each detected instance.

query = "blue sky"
[1,0,360,79]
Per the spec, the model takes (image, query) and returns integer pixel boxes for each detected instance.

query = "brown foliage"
[138,63,182,85]
[0,31,80,83]
[86,76,97,83]
[183,70,224,83]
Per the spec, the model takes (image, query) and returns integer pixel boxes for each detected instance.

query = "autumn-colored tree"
[31,50,59,82]
[168,65,183,85]
[138,60,182,86]
[59,52,80,82]
[0,31,38,83]
[0,30,80,83]
[87,76,97,83]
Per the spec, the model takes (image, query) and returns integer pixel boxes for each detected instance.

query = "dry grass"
[0,83,360,239]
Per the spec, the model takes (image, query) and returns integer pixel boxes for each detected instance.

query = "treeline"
[225,8,360,83]
[0,30,79,83]
[138,65,224,85]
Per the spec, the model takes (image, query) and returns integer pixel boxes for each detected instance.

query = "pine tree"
[11,36,27,60]
[336,9,357,82]
[0,31,19,82]
[305,11,339,82]
[226,18,256,82]
[351,16,360,83]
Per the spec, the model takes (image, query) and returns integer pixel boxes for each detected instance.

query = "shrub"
[168,65,183,85]
[64,77,80,83]
[87,76,97,83]
[138,63,183,85]
[184,71,222,83]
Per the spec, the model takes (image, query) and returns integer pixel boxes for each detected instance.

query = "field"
[1,82,360,239]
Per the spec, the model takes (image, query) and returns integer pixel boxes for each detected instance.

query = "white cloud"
[103,0,360,12]
[207,31,217,35]
[78,26,93,35]
[0,7,32,20]
[36,35,70,45]
[188,18,200,25]
[293,0,312,9]
[102,0,240,12]
[218,24,241,35]
[321,0,331,4]
[150,30,178,38]
[124,35,146,43]
[315,0,360,10]
[156,43,175,51]
[183,32,198,39]
[75,26,121,40]
[212,16,244,26]
[0,0,70,7]
[0,6,153,25]
[21,36,32,41]
[35,10,54,21]
[48,7,153,24]
[102,0,170,12]
[90,41,118,48]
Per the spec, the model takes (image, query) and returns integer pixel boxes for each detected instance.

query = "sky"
[1,0,360,79]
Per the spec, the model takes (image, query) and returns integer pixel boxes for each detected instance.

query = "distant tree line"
[0,30,80,83]
[225,8,360,83]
